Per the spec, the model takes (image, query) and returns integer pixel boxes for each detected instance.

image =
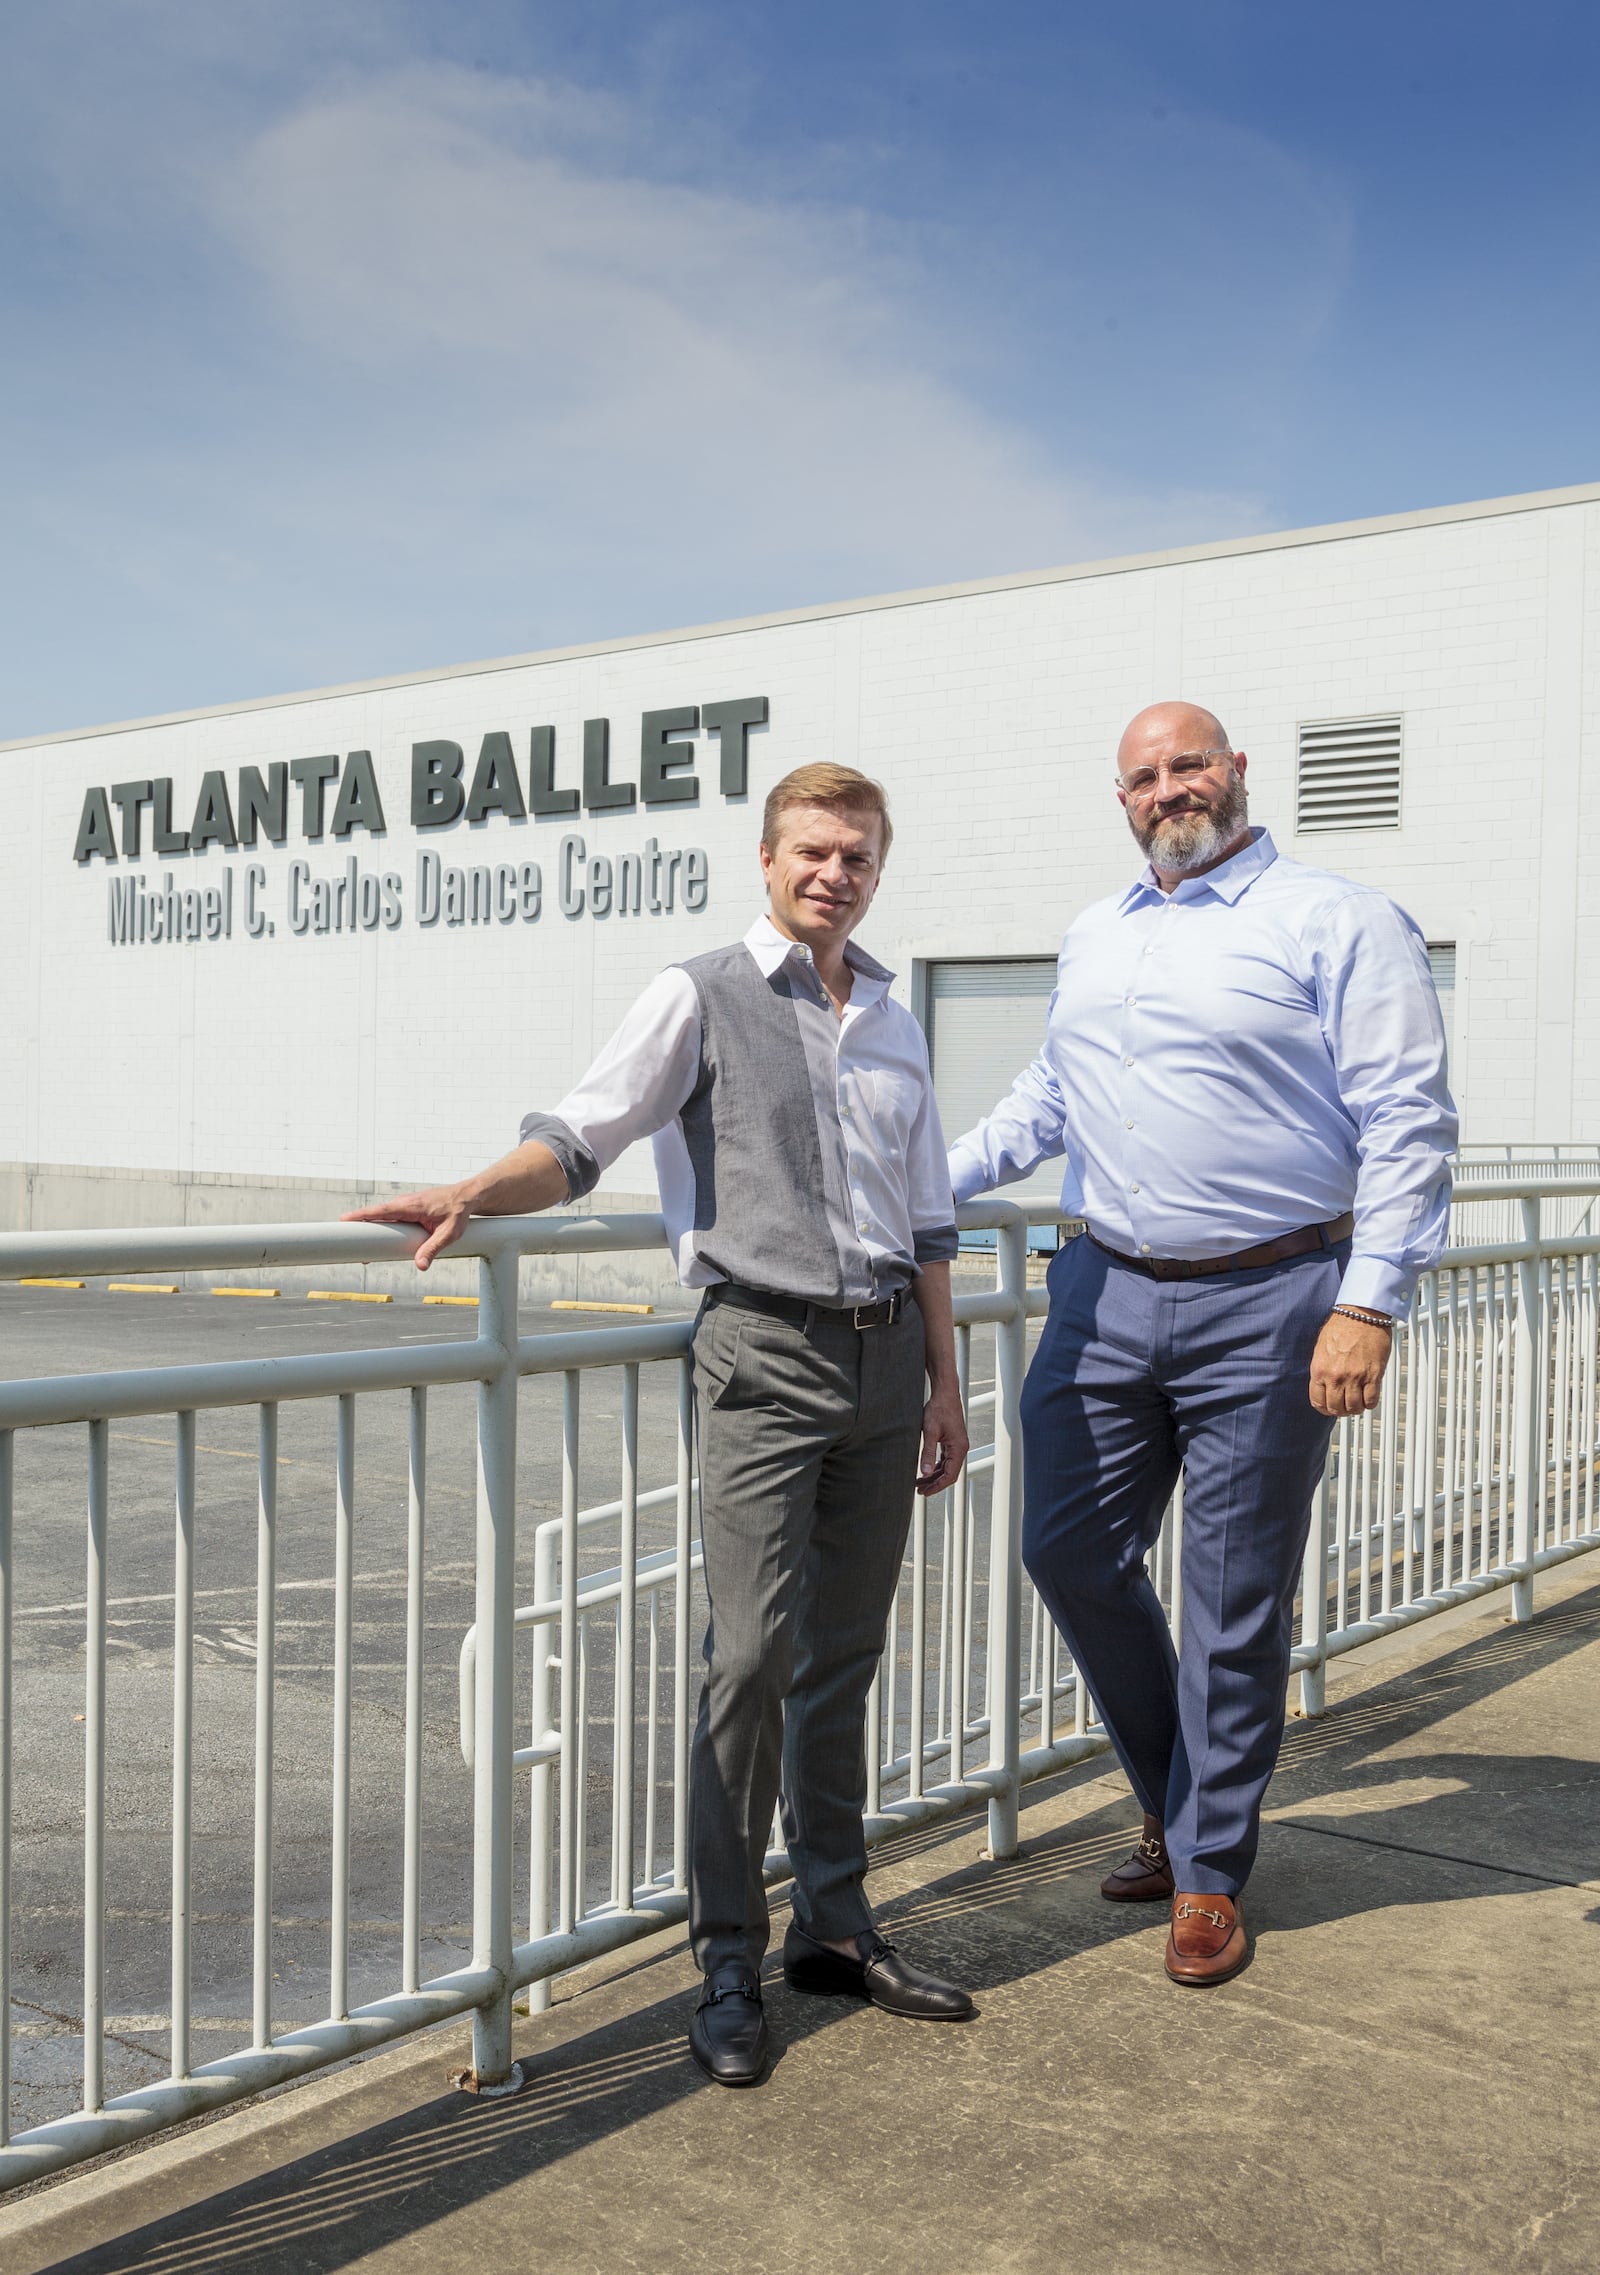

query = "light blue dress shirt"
[947,829,1456,1316]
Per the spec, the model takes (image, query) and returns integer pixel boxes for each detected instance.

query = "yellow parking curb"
[108,1283,179,1295]
[550,1300,655,1316]
[423,1294,479,1307]
[307,1291,393,1304]
[19,1277,86,1290]
[212,1287,280,1298]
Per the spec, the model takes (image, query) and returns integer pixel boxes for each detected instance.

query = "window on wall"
[1428,942,1457,1080]
[925,959,1059,1193]
[1295,714,1403,833]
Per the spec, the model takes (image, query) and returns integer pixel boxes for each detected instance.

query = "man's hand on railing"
[1309,1310,1393,1417]
[917,1380,970,1497]
[342,1183,475,1270]
[343,1141,572,1268]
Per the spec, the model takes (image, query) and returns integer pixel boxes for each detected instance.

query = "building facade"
[3,480,1597,1265]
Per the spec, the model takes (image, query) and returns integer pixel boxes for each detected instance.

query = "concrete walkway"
[5,1564,1600,2275]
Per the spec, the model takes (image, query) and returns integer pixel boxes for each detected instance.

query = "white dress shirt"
[947,829,1456,1316]
[532,915,957,1294]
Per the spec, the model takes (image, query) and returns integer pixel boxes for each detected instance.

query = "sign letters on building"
[73,699,767,947]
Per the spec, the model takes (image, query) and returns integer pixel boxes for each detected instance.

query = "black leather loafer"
[782,1925,975,2020]
[688,1965,769,2086]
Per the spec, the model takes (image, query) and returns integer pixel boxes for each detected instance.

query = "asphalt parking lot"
[0,1281,1000,2139]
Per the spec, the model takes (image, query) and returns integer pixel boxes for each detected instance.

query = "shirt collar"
[744,913,895,994]
[1117,825,1279,912]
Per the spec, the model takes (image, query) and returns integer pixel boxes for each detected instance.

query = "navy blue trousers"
[1021,1233,1341,1894]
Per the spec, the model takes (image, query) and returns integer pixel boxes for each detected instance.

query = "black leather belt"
[1088,1212,1355,1282]
[705,1282,906,1329]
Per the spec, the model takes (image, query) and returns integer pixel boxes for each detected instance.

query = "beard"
[1127,767,1250,874]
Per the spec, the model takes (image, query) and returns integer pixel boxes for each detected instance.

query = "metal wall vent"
[1295,714,1402,833]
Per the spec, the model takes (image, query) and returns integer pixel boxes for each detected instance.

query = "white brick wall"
[2,485,1596,1199]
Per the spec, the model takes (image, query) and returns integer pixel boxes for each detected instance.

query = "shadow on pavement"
[38,1581,1600,2275]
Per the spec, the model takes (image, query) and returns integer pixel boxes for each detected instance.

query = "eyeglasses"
[1116,749,1233,800]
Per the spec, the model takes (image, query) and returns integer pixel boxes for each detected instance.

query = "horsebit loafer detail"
[688,1966,769,2085]
[1100,1814,1175,1902]
[1165,1893,1249,1986]
[783,1925,976,2020]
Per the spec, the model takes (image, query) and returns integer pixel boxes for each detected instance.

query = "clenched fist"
[1309,1310,1392,1417]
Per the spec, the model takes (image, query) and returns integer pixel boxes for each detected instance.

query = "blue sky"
[3,0,1596,738]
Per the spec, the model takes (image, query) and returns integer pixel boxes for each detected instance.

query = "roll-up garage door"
[926,958,1061,1200]
[1427,943,1456,1080]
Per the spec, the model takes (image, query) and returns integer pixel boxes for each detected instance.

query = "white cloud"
[0,21,1358,730]
[213,64,1271,603]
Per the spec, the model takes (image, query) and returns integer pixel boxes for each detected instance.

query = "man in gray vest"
[349,762,974,2085]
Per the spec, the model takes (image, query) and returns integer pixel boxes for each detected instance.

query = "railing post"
[83,1420,109,2115]
[170,1413,195,2081]
[330,1394,356,2021]
[984,1209,1027,1860]
[672,1359,693,1891]
[1298,1463,1331,1718]
[471,1241,520,2089]
[253,1405,277,2053]
[1512,1195,1540,1623]
[402,1387,427,2000]
[525,1513,558,2016]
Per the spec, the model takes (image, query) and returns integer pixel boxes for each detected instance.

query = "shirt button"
[1124,1056,1134,1068]
[1144,947,1154,957]
[1141,1243,1152,1255]
[1124,1118,1134,1130]
[1130,1182,1140,1193]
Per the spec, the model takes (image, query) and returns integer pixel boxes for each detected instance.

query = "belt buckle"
[852,1292,900,1329]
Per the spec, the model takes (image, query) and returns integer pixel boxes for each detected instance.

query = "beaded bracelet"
[1331,1304,1392,1329]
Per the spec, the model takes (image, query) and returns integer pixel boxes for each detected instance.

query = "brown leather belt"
[705,1282,906,1329]
[1088,1212,1354,1282]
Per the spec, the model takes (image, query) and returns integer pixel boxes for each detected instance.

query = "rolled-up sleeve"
[905,1069,959,1266]
[947,1025,1072,1203]
[1313,895,1457,1314]
[520,969,702,1201]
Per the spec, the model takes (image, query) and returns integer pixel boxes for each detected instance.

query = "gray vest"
[676,941,883,1303]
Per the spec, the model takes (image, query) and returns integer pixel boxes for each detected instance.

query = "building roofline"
[7,476,1598,756]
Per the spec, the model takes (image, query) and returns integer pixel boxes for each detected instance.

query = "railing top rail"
[1444,1176,1600,1202]
[0,1212,675,1281]
[0,1181,1591,1289]
[0,1201,1038,1281]
[1456,1142,1600,1155]
[0,1218,429,1281]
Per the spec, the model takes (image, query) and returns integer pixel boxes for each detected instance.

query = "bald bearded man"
[950,703,1455,1985]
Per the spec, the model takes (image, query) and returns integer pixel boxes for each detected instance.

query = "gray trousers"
[688,1294,926,1976]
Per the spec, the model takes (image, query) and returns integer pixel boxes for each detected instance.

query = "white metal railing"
[1,1181,1598,2185]
[1457,1144,1600,1164]
[1450,1151,1600,1245]
[1295,1178,1600,1707]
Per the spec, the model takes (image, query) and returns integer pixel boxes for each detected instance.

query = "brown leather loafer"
[1101,1814,1175,1902]
[1165,1893,1249,1986]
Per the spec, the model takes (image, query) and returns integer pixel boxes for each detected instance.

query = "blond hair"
[761,763,894,862]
